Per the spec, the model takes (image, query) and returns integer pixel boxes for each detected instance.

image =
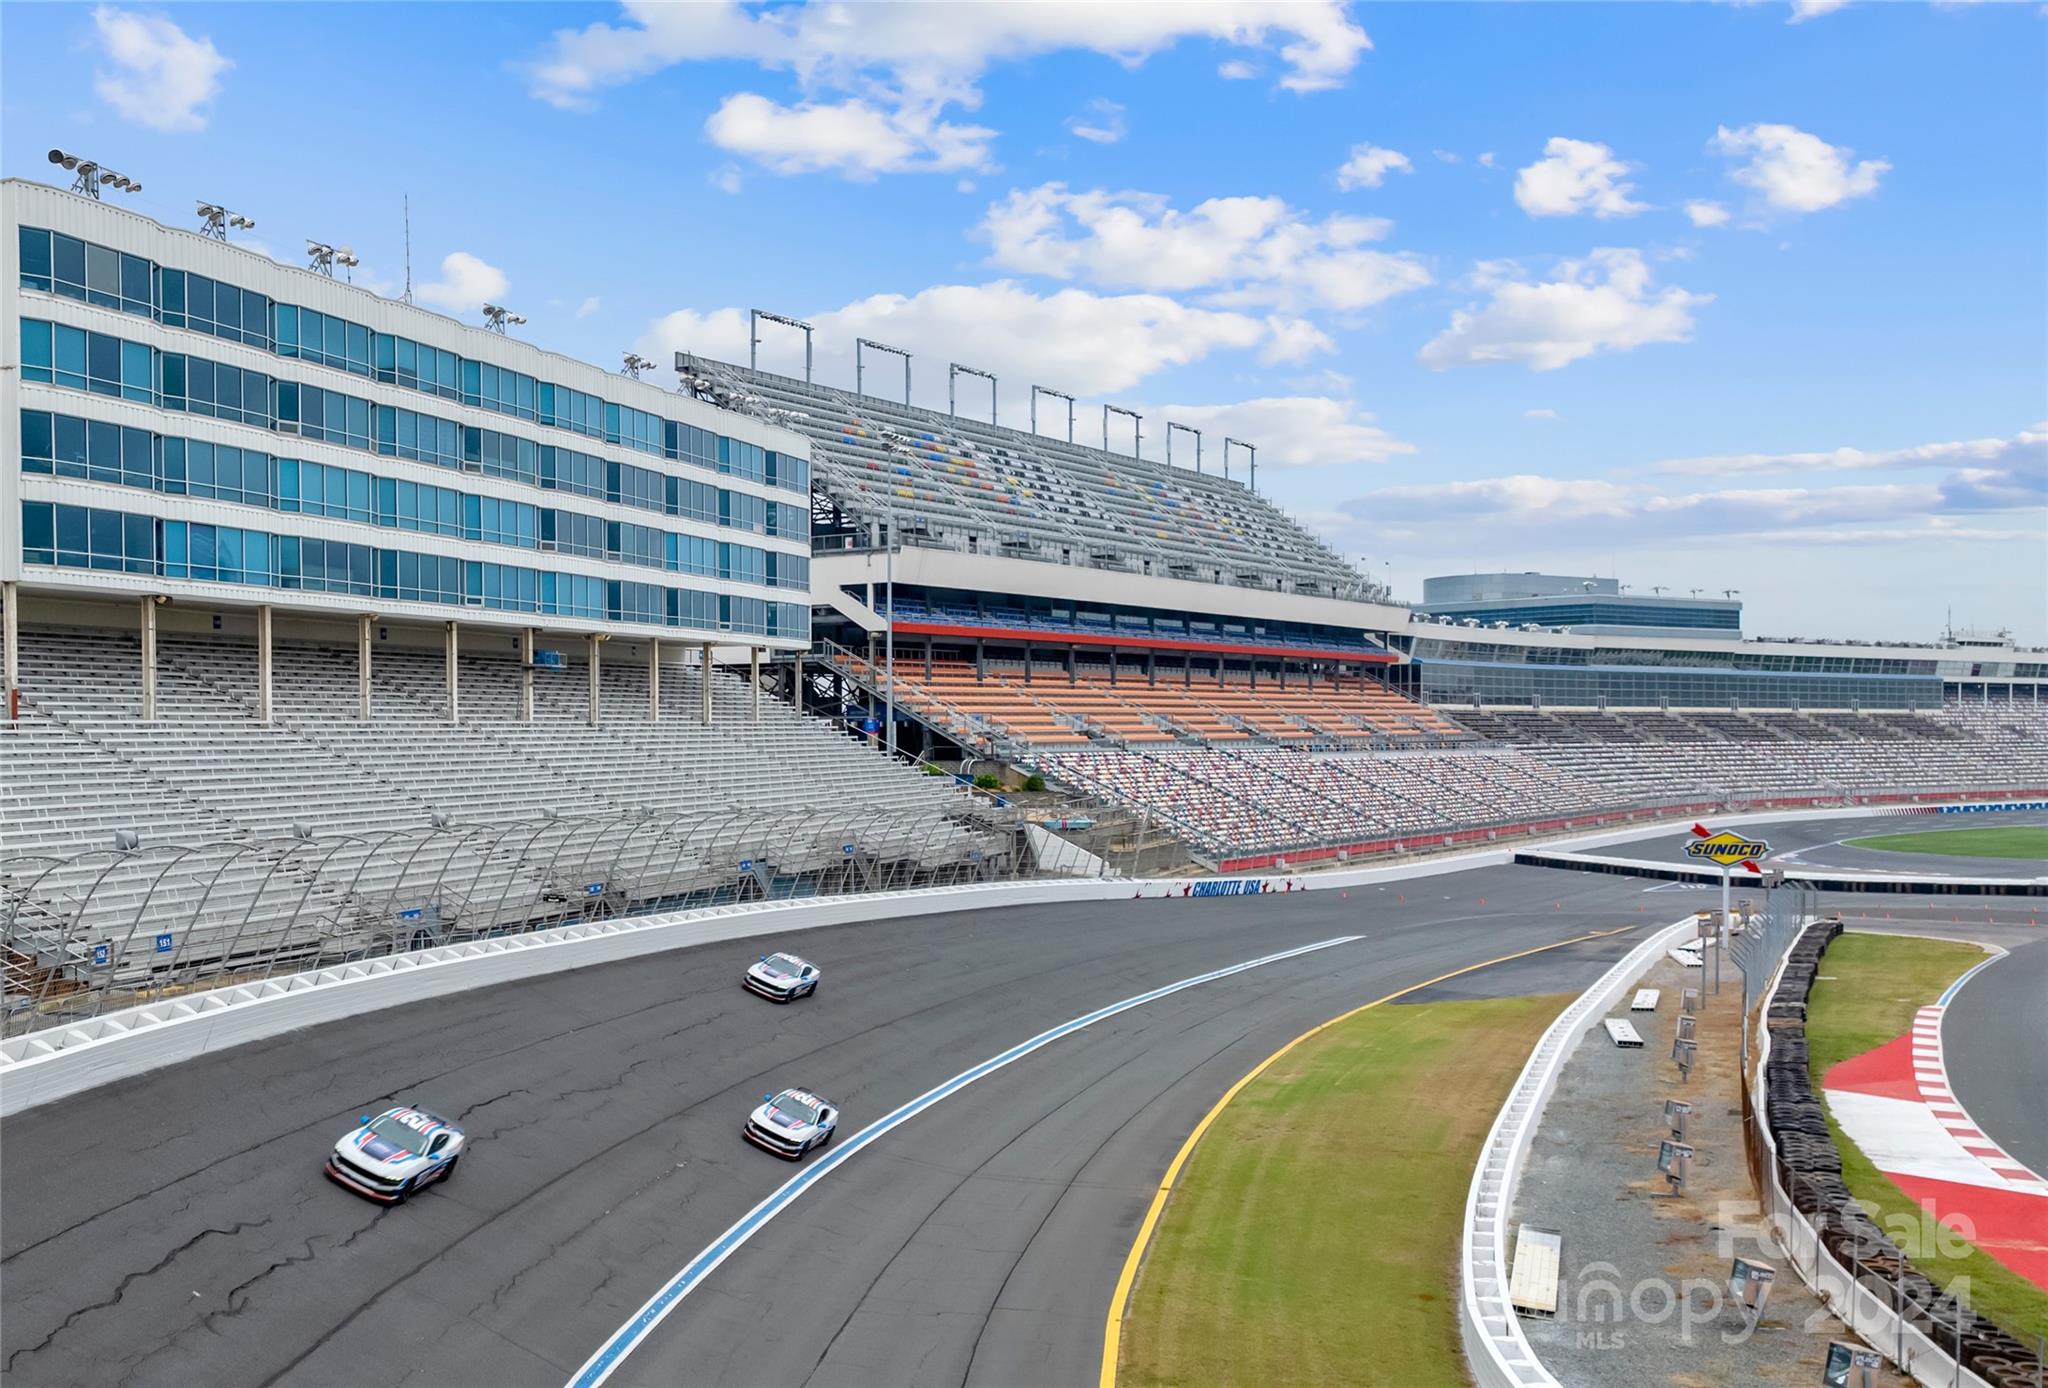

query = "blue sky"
[5,1,2043,642]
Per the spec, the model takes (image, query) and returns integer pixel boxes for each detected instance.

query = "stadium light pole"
[1104,404,1141,456]
[48,148,140,200]
[949,363,997,425]
[1030,385,1075,442]
[1166,421,1202,474]
[1225,437,1258,492]
[751,310,815,383]
[857,337,912,404]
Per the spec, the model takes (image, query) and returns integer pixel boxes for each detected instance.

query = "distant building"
[1411,572,1741,638]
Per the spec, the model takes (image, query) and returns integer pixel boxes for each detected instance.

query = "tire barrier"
[1754,921,2044,1388]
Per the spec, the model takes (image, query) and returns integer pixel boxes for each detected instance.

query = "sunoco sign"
[1684,829,1771,867]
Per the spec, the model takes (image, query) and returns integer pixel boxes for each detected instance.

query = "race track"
[1942,939,2048,1180]
[3,866,1654,1388]
[1617,806,2048,880]
[5,818,2040,1388]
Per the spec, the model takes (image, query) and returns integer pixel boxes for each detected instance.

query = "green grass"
[1807,933,2048,1342]
[1841,825,2048,861]
[1118,993,1568,1388]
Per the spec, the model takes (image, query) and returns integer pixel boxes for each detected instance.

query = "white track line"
[565,933,1365,1388]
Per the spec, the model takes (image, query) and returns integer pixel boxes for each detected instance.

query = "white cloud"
[575,296,601,319]
[1685,199,1731,228]
[91,5,231,132]
[706,92,996,177]
[527,2,1368,177]
[1431,149,1461,164]
[1650,424,2046,477]
[1419,248,1709,372]
[1336,143,1413,190]
[1065,98,1127,145]
[1477,151,1498,169]
[638,281,1269,409]
[1788,0,1851,21]
[416,251,510,315]
[1514,137,1649,219]
[709,164,744,195]
[1524,408,1560,421]
[1217,59,1259,80]
[1138,396,1415,468]
[981,183,1431,313]
[1710,123,1888,213]
[1259,316,1337,364]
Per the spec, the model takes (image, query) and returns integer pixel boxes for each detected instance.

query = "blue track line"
[563,932,1365,1388]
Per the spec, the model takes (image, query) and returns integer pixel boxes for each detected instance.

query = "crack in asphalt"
[3,1215,276,1374]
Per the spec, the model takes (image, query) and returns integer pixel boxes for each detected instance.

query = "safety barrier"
[1459,913,1700,1388]
[1513,849,2048,896]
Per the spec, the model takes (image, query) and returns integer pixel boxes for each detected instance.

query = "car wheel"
[804,982,818,998]
[440,1154,460,1183]
[818,1126,833,1147]
[393,1175,414,1204]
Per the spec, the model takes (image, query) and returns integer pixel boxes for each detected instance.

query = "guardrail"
[1458,914,1699,1388]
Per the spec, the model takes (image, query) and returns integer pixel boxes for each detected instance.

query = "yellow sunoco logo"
[1684,831,1771,865]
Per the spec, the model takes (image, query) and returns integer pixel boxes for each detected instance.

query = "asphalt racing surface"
[3,864,1660,1388]
[1942,938,2048,1179]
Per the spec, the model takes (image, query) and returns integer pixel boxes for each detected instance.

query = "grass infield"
[1841,825,2048,861]
[1806,932,2048,1342]
[1116,993,1569,1388]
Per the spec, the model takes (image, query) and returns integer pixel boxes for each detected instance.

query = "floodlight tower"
[1224,437,1258,492]
[48,149,139,199]
[306,241,360,280]
[1104,404,1141,456]
[1030,386,1075,442]
[622,353,656,379]
[196,202,256,241]
[949,363,996,424]
[856,338,912,404]
[1165,421,1203,474]
[482,304,526,335]
[750,310,814,382]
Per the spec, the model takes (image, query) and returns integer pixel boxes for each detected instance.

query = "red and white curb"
[1912,1002,2048,1194]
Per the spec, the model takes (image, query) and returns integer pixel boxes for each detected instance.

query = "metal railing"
[1,799,1075,1038]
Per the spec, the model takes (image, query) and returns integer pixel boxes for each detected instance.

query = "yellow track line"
[1096,924,1637,1388]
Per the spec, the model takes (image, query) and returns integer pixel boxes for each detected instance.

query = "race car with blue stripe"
[743,1088,838,1160]
[325,1106,465,1202]
[743,951,821,1003]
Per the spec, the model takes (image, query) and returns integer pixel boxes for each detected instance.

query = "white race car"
[325,1106,465,1203]
[742,1088,839,1160]
[743,951,821,1003]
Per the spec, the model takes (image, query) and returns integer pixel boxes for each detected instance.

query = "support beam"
[139,595,158,721]
[792,653,804,713]
[3,581,19,718]
[444,621,459,723]
[648,639,661,721]
[587,633,602,726]
[358,616,373,721]
[519,627,534,722]
[750,646,761,722]
[255,604,274,723]
[700,642,713,726]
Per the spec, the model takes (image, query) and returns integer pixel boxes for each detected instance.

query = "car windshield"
[368,1114,432,1152]
[769,1093,822,1125]
[764,954,804,974]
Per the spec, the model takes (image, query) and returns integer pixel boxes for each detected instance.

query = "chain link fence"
[1,798,1088,1039]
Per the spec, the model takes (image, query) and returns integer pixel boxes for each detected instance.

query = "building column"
[648,639,661,722]
[519,627,534,722]
[700,642,714,726]
[255,604,274,723]
[792,653,804,713]
[975,640,985,682]
[1109,647,1117,686]
[444,621,460,724]
[3,581,19,721]
[924,640,933,682]
[140,595,158,721]
[1183,658,1191,689]
[750,646,761,722]
[587,633,602,726]
[1147,650,1156,685]
[1067,645,1076,686]
[358,616,374,721]
[1276,660,1285,691]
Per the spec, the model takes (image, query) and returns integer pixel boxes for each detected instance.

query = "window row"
[21,225,807,492]
[20,409,808,588]
[20,326,808,542]
[20,502,810,637]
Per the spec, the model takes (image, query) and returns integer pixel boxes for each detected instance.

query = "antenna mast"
[402,194,414,304]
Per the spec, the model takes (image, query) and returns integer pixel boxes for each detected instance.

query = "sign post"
[1684,823,1770,1002]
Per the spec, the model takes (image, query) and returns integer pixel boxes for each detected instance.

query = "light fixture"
[197,201,257,241]
[306,241,360,280]
[49,148,139,200]
[622,353,655,379]
[482,304,526,334]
